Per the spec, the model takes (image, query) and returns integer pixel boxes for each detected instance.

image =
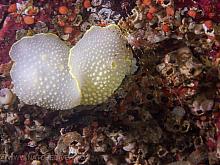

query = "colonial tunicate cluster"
[10,25,133,110]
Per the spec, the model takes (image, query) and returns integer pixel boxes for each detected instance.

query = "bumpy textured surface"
[10,34,81,110]
[69,25,133,105]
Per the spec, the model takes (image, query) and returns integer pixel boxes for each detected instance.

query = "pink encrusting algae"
[0,0,220,164]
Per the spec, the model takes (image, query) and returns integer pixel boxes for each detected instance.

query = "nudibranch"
[9,34,81,110]
[9,25,134,110]
[68,25,133,105]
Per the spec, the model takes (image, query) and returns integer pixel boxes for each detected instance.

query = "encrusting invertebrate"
[9,25,134,110]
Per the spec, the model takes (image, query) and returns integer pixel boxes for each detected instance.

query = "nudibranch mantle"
[10,33,81,110]
[68,25,133,105]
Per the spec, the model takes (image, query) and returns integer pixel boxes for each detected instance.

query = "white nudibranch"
[68,25,133,105]
[9,25,134,110]
[9,34,81,110]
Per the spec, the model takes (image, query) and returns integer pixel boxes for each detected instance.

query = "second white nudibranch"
[68,25,133,105]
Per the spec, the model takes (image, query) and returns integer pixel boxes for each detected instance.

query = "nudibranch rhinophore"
[9,34,81,110]
[9,25,134,110]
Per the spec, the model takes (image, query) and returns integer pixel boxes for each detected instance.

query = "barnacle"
[10,33,81,110]
[68,25,133,105]
[0,88,14,105]
[9,25,133,110]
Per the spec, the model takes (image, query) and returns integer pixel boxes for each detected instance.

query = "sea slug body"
[10,33,81,110]
[68,25,133,105]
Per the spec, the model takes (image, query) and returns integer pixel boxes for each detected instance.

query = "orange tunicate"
[84,0,91,8]
[23,16,35,25]
[187,10,197,18]
[157,0,164,4]
[27,7,38,15]
[98,20,107,27]
[149,6,157,14]
[146,12,153,20]
[204,20,213,29]
[64,26,74,34]
[166,6,174,16]
[162,23,170,32]
[143,0,151,6]
[58,20,65,27]
[58,6,68,15]
[8,4,17,13]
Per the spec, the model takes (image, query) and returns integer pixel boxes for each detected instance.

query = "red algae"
[0,16,19,64]
[0,0,220,164]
